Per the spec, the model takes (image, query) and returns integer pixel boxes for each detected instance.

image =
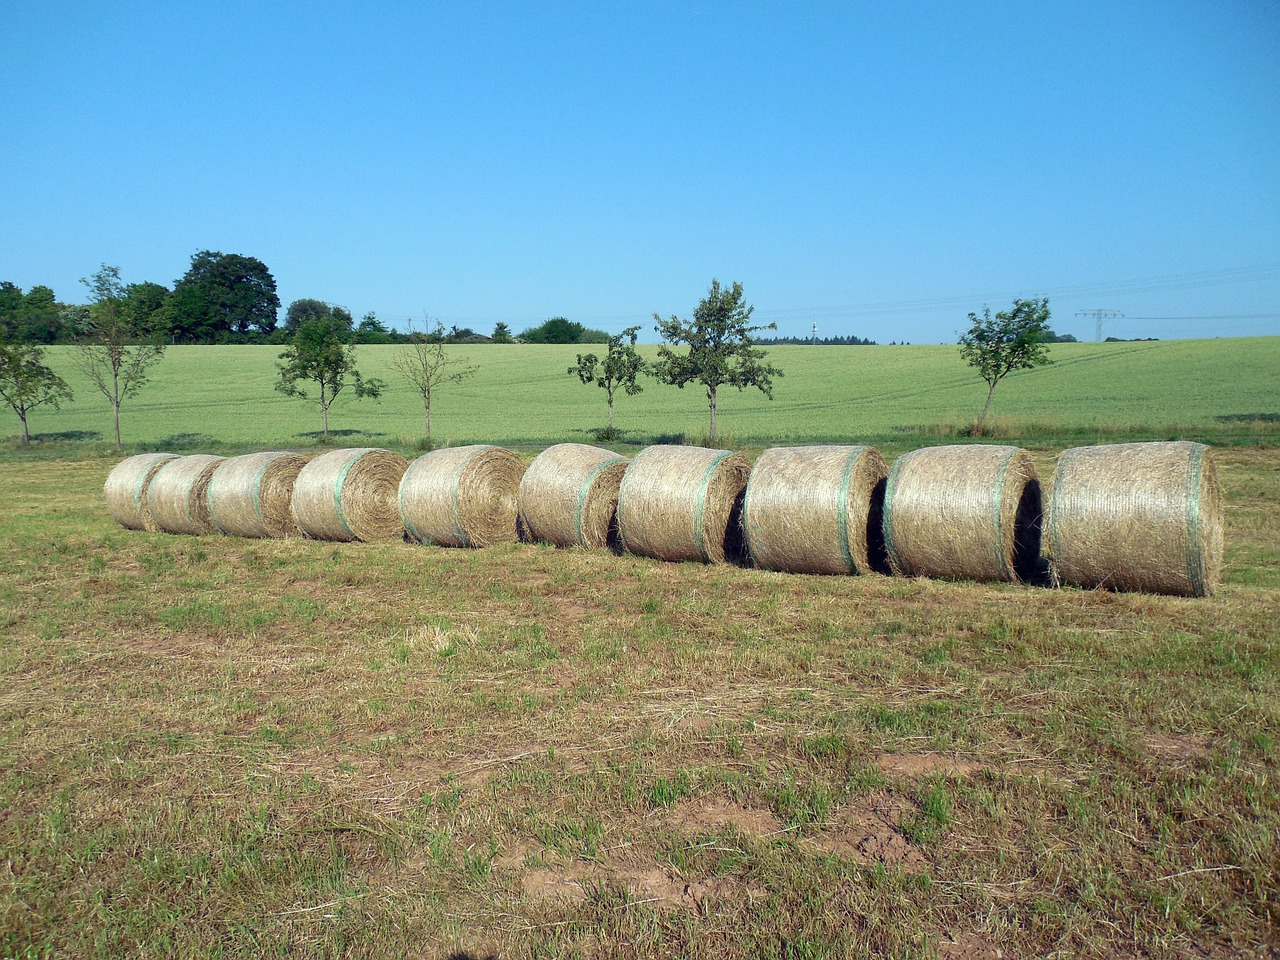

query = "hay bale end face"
[104,452,179,531]
[745,445,890,575]
[291,448,410,542]
[616,444,751,564]
[207,451,309,539]
[518,443,629,548]
[400,445,526,548]
[883,444,1042,583]
[1048,441,1223,597]
[144,455,227,536]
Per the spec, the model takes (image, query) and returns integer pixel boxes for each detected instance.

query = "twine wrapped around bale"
[399,445,527,547]
[1048,441,1223,597]
[145,455,227,536]
[207,451,309,539]
[104,452,179,531]
[616,444,751,564]
[518,443,629,548]
[744,445,890,575]
[883,444,1042,583]
[291,448,410,542]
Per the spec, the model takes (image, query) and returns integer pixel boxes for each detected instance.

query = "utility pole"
[1075,308,1125,342]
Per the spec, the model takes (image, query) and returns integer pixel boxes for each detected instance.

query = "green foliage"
[652,279,782,442]
[959,297,1053,434]
[521,317,609,344]
[0,340,73,442]
[0,283,65,344]
[491,321,513,344]
[275,316,384,438]
[391,321,477,443]
[167,250,281,342]
[74,265,166,450]
[568,325,645,432]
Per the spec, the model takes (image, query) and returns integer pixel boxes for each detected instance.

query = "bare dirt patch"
[665,798,783,837]
[936,931,1009,959]
[876,752,986,778]
[808,794,928,871]
[1141,731,1210,765]
[519,860,764,910]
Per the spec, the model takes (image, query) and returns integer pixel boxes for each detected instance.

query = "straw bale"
[883,444,1042,583]
[291,448,410,542]
[1048,441,1223,597]
[518,443,629,548]
[400,445,527,547]
[144,455,227,536]
[744,445,890,575]
[207,451,309,539]
[104,452,179,531]
[616,444,751,564]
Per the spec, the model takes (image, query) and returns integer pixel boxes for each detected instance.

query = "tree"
[568,325,645,437]
[167,250,280,342]
[0,339,72,443]
[75,265,166,451]
[285,298,343,334]
[491,322,513,344]
[392,320,477,444]
[520,317,609,344]
[652,279,782,443]
[275,315,384,439]
[959,297,1053,435]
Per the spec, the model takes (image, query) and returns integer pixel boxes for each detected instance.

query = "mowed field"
[10,336,1280,451]
[1,338,1278,958]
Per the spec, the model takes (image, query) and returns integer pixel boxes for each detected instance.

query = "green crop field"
[6,336,1278,453]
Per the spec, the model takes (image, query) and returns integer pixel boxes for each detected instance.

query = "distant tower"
[811,319,817,345]
[1075,308,1125,342]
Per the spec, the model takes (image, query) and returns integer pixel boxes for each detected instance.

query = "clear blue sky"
[3,1,1278,343]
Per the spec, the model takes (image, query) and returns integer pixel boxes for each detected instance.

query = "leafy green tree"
[392,320,477,444]
[520,317,609,344]
[491,322,513,344]
[0,283,62,343]
[652,279,781,443]
[0,339,72,443]
[569,325,645,437]
[284,298,347,334]
[167,250,280,342]
[959,297,1053,435]
[75,265,166,451]
[124,282,171,333]
[275,315,384,439]
[354,311,395,344]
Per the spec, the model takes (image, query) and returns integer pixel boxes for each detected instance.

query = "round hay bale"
[104,452,179,531]
[883,444,1042,583]
[518,443,629,548]
[399,445,527,547]
[616,444,751,564]
[291,448,410,542]
[744,445,890,576]
[144,455,227,536]
[1047,441,1223,597]
[207,451,309,539]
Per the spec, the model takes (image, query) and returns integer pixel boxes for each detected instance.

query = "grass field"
[6,337,1278,453]
[0,439,1277,957]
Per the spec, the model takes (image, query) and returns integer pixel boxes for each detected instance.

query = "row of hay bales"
[105,440,1224,597]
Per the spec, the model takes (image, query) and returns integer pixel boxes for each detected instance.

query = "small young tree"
[959,297,1052,435]
[275,315,384,440]
[75,264,166,451]
[568,324,645,439]
[652,279,782,443]
[491,322,513,344]
[391,320,477,445]
[0,339,72,443]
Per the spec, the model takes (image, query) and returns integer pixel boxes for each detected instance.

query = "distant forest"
[757,335,878,345]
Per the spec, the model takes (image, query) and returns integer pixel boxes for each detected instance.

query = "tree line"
[1,256,1063,449]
